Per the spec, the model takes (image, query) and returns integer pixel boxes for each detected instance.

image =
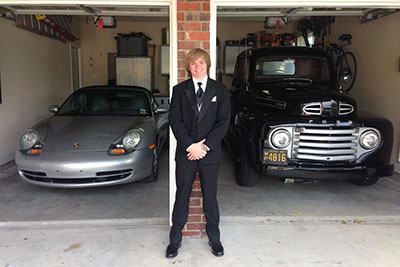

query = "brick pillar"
[177,0,210,238]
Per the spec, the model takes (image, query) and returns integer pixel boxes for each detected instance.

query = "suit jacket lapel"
[198,78,216,123]
[185,80,200,117]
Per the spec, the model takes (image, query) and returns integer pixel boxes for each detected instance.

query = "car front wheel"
[141,145,159,183]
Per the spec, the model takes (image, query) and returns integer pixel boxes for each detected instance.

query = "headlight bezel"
[270,129,291,149]
[109,129,142,155]
[19,129,43,155]
[359,130,380,150]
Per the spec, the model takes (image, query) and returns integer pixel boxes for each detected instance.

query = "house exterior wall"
[176,0,211,238]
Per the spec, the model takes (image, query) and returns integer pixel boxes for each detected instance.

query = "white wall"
[331,13,400,173]
[0,18,71,165]
[75,17,169,93]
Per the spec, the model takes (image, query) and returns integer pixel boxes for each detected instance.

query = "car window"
[57,89,151,116]
[254,57,331,84]
[256,60,295,75]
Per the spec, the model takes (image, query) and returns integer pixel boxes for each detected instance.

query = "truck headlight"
[271,129,291,148]
[19,130,39,150]
[360,130,380,150]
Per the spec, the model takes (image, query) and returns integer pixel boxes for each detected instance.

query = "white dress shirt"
[186,75,210,153]
[192,75,208,96]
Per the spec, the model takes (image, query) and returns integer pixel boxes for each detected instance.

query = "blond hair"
[186,48,211,74]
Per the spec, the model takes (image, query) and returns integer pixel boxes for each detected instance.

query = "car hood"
[42,116,148,151]
[249,83,357,117]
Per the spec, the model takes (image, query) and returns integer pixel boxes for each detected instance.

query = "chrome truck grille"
[292,126,358,161]
[302,101,354,116]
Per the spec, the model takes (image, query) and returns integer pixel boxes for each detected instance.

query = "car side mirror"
[155,106,169,114]
[48,105,59,113]
[152,88,160,94]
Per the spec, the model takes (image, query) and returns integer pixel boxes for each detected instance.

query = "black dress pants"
[169,162,220,245]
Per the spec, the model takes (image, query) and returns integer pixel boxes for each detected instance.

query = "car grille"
[20,169,133,184]
[292,126,359,162]
[302,101,354,116]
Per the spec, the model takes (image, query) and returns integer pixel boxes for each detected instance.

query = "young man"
[166,48,231,258]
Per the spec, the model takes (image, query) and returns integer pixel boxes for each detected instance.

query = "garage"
[0,0,400,241]
[0,1,174,221]
[210,2,400,221]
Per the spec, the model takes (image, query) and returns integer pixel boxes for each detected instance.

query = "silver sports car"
[15,86,169,188]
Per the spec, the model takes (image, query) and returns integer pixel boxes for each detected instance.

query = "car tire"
[234,139,259,187]
[141,145,159,183]
[351,176,379,186]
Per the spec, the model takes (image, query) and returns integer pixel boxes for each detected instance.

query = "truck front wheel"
[234,141,259,187]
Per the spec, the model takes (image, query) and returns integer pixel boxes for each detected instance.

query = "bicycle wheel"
[337,52,357,93]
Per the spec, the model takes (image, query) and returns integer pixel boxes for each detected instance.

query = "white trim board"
[214,0,400,8]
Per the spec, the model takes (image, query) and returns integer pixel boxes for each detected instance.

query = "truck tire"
[351,176,379,186]
[234,140,259,187]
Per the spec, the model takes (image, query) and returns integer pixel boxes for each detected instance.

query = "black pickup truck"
[227,47,393,186]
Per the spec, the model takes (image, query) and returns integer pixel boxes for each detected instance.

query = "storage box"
[115,34,149,56]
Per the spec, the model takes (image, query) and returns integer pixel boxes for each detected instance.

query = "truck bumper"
[263,164,394,180]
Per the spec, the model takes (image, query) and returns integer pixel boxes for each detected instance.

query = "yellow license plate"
[263,149,287,165]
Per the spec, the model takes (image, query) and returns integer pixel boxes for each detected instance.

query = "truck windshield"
[254,56,331,84]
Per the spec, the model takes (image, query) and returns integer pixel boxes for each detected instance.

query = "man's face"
[189,57,208,80]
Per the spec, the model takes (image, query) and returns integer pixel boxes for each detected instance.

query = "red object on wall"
[97,18,103,29]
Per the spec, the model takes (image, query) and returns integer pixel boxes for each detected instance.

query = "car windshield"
[57,89,151,116]
[254,56,331,85]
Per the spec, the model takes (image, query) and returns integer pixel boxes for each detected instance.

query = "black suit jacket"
[169,78,231,164]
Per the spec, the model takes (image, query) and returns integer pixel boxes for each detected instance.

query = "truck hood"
[249,83,357,117]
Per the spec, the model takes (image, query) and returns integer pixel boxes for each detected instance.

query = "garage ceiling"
[217,7,399,23]
[0,5,169,17]
[0,4,398,20]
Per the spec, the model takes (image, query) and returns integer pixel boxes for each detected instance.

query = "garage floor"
[0,146,400,222]
[0,149,169,221]
[218,148,400,218]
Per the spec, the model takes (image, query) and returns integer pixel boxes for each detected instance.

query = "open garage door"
[210,1,400,219]
[0,1,175,223]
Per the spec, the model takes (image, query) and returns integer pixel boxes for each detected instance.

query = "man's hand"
[187,139,207,160]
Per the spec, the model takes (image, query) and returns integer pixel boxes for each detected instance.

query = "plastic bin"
[115,33,151,56]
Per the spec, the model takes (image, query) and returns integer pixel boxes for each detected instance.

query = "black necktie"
[196,82,204,110]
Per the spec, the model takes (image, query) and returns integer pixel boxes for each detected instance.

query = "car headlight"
[109,130,142,155]
[360,130,380,150]
[271,129,291,148]
[19,130,39,150]
[122,130,141,149]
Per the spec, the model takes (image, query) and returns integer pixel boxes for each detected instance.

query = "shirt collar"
[192,75,208,92]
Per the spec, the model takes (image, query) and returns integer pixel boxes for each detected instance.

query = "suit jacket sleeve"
[204,84,231,151]
[169,85,194,150]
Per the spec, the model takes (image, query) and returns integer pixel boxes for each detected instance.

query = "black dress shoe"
[208,241,224,257]
[166,242,181,258]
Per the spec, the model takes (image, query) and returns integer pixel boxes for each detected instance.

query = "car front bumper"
[263,163,394,180]
[15,148,153,188]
